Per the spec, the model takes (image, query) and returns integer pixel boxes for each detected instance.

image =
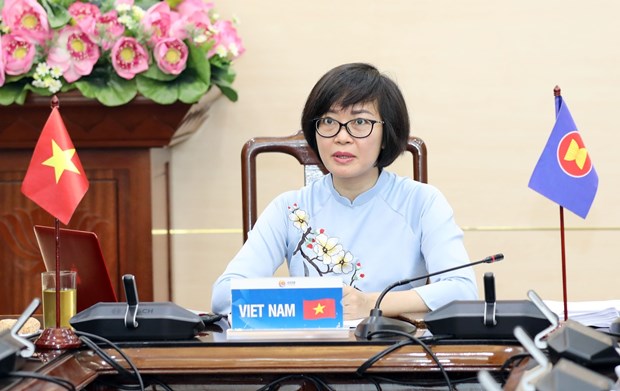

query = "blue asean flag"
[528,96,598,218]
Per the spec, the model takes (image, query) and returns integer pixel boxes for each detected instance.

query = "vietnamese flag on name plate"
[528,95,598,219]
[303,298,336,320]
[21,104,89,225]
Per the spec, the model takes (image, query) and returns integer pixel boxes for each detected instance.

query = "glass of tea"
[41,270,77,329]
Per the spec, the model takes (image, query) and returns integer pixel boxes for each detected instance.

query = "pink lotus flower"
[111,37,149,79]
[170,10,213,44]
[1,33,36,75]
[208,20,244,60]
[1,0,50,44]
[47,26,100,83]
[0,0,243,107]
[177,0,214,16]
[68,2,101,38]
[141,2,180,44]
[0,40,5,87]
[172,0,214,43]
[154,38,188,75]
[96,11,126,51]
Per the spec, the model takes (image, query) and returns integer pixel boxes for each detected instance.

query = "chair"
[241,130,427,242]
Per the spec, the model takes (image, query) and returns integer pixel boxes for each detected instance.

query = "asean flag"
[528,96,598,219]
[303,298,336,320]
[21,105,89,225]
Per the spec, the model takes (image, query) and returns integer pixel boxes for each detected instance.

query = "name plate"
[230,277,343,330]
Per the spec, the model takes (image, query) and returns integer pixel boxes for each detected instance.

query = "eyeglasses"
[313,117,384,139]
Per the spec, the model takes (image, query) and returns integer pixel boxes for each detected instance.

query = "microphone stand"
[354,253,504,340]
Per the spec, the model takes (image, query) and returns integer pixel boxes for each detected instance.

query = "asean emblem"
[556,131,592,178]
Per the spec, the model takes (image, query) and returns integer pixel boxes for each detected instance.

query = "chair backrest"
[241,130,427,242]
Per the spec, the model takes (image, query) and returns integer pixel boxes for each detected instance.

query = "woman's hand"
[342,285,374,320]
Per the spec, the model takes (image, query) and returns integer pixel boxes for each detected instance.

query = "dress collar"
[326,170,388,206]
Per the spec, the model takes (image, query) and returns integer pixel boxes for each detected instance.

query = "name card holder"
[228,277,348,340]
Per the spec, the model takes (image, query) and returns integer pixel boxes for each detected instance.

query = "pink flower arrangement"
[0,0,244,106]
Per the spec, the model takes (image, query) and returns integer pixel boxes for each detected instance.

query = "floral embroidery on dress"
[287,203,364,287]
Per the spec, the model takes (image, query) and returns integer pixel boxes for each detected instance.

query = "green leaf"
[0,82,27,105]
[141,63,179,82]
[75,72,138,106]
[98,0,118,13]
[187,43,211,86]
[215,84,238,102]
[4,74,28,84]
[136,77,179,104]
[210,60,236,82]
[137,68,209,104]
[211,75,238,102]
[216,84,239,102]
[40,0,72,29]
[23,83,55,97]
[165,0,183,9]
[60,83,78,93]
[97,85,138,106]
[178,78,209,103]
[134,0,161,10]
[210,60,238,102]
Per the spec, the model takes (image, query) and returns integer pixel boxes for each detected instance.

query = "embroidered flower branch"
[288,203,364,286]
[0,0,244,107]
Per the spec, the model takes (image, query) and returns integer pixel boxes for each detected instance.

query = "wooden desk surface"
[81,341,521,374]
[2,321,524,390]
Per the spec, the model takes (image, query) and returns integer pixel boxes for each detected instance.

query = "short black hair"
[301,63,410,168]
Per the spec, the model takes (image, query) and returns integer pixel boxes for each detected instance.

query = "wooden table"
[0,320,525,391]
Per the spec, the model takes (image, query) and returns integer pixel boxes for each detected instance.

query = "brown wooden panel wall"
[0,91,220,314]
[0,149,154,315]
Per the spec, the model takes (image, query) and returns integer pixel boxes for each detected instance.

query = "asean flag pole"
[21,96,89,349]
[528,86,598,321]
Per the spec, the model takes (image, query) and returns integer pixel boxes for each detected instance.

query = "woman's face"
[316,101,383,192]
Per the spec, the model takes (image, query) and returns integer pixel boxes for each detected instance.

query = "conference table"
[1,316,528,391]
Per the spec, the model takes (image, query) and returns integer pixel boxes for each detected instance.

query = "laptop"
[33,225,118,312]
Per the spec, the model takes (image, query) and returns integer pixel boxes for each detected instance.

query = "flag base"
[35,327,81,350]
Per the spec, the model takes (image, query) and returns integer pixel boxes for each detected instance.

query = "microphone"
[527,289,620,367]
[483,272,497,326]
[514,326,616,391]
[354,253,503,339]
[1,298,40,374]
[70,274,206,341]
[123,274,139,329]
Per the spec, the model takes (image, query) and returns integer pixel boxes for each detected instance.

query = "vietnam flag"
[528,94,598,219]
[21,104,89,225]
[303,298,336,320]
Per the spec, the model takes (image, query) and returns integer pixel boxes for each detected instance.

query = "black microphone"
[1,298,40,374]
[123,274,139,329]
[483,272,497,326]
[354,253,504,339]
[70,274,206,341]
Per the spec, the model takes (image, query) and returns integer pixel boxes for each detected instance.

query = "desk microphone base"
[354,309,416,340]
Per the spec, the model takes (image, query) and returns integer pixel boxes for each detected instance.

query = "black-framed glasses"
[313,117,384,139]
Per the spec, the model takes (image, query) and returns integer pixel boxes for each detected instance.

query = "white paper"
[543,300,620,328]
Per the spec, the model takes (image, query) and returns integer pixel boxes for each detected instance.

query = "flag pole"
[54,217,61,328]
[34,95,81,350]
[559,206,568,321]
[53,95,61,329]
[554,85,569,322]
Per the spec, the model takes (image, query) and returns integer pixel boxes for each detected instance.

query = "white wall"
[166,0,620,312]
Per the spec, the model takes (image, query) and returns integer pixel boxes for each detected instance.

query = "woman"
[211,63,478,320]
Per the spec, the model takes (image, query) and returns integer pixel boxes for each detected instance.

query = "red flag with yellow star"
[21,106,89,225]
[303,298,336,320]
